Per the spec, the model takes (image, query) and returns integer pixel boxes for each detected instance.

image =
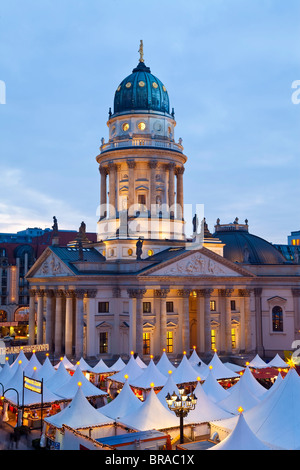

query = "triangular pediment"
[26,248,75,279]
[141,247,255,278]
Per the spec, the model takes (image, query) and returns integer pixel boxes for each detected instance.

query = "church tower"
[96,42,187,247]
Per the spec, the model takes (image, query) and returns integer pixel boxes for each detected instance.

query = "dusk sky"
[1,0,299,244]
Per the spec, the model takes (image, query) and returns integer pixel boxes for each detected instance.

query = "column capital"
[127,159,136,169]
[86,289,97,298]
[75,289,85,299]
[112,287,121,298]
[29,288,36,297]
[54,289,65,298]
[177,288,191,298]
[127,288,146,299]
[99,165,108,176]
[64,289,75,298]
[238,288,252,297]
[148,160,158,169]
[196,288,214,298]
[107,161,117,172]
[36,289,45,297]
[292,288,300,297]
[219,288,234,297]
[254,287,263,297]
[154,288,170,298]
[45,289,54,298]
[175,166,185,175]
[168,162,176,171]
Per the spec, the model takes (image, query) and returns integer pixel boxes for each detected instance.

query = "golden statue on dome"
[138,40,144,63]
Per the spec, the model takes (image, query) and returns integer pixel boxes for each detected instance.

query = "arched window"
[272,306,283,332]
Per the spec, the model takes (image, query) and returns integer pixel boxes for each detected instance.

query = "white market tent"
[188,349,202,366]
[155,351,176,376]
[157,372,180,409]
[209,412,272,450]
[44,385,114,430]
[171,354,200,385]
[100,380,143,420]
[129,359,167,391]
[232,366,267,398]
[54,366,107,400]
[90,359,111,374]
[218,374,261,414]
[135,355,147,369]
[23,352,42,376]
[267,353,289,369]
[260,372,284,401]
[119,387,179,432]
[108,355,144,385]
[10,350,29,372]
[54,355,76,371]
[45,361,72,393]
[75,357,91,372]
[185,382,234,424]
[33,356,56,383]
[193,360,209,380]
[210,368,300,450]
[223,362,245,373]
[0,361,14,389]
[201,369,230,403]
[207,353,240,380]
[108,357,126,373]
[248,354,268,369]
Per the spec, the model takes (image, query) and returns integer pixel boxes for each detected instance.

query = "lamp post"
[166,386,197,444]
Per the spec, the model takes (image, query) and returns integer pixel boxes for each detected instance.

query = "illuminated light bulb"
[124,374,129,380]
[168,370,173,375]
[46,353,49,356]
[150,355,153,359]
[209,365,213,370]
[33,367,37,371]
[197,376,201,382]
[238,406,244,414]
[20,347,23,350]
[130,351,134,355]
[5,357,9,361]
[246,361,249,366]
[162,348,166,352]
[150,382,154,388]
[32,350,36,354]
[193,345,196,350]
[183,351,186,355]
[60,357,63,361]
[214,348,217,352]
[77,361,80,365]
[77,382,82,387]
[18,360,22,364]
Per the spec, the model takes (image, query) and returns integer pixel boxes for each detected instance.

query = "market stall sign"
[24,376,43,394]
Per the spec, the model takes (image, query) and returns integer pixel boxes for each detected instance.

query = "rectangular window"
[231,300,236,311]
[143,302,151,313]
[138,194,146,205]
[143,332,150,355]
[99,332,108,354]
[166,301,174,313]
[167,331,173,353]
[211,329,216,351]
[210,300,216,311]
[231,328,236,349]
[98,302,109,313]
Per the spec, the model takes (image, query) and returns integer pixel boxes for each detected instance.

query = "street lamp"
[166,386,197,444]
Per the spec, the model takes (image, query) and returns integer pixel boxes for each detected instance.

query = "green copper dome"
[113,60,170,116]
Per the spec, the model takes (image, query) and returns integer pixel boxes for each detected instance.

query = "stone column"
[86,289,97,357]
[65,290,74,357]
[198,289,214,354]
[176,166,184,220]
[154,288,170,352]
[75,289,85,359]
[36,289,45,345]
[168,162,176,218]
[54,289,64,356]
[219,288,234,354]
[99,165,107,219]
[111,287,121,355]
[253,288,263,355]
[45,290,54,351]
[148,160,158,210]
[292,288,300,341]
[239,289,252,352]
[127,288,146,356]
[28,289,36,345]
[127,160,136,216]
[177,289,191,353]
[108,162,117,218]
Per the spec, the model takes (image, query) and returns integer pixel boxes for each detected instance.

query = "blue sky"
[0,0,299,244]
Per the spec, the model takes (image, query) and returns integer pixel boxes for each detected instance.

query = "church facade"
[26,44,300,361]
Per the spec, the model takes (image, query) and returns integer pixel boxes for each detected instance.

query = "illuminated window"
[99,332,108,354]
[166,301,174,313]
[231,328,236,349]
[143,302,151,313]
[211,329,216,351]
[122,122,130,131]
[167,331,173,353]
[272,306,283,332]
[143,333,150,355]
[231,300,236,311]
[210,300,216,311]
[292,239,300,245]
[138,122,146,131]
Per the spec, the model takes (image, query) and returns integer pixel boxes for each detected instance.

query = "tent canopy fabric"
[54,366,107,400]
[231,366,267,398]
[44,386,114,430]
[171,354,200,385]
[209,412,272,450]
[108,357,126,373]
[207,353,240,380]
[129,359,167,390]
[109,356,144,384]
[155,352,176,376]
[210,368,300,450]
[119,387,179,432]
[45,361,72,393]
[54,356,75,371]
[248,354,268,369]
[201,369,230,403]
[267,354,289,369]
[91,359,111,374]
[157,374,180,409]
[218,375,261,414]
[100,380,143,420]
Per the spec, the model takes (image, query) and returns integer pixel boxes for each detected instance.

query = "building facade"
[26,46,300,361]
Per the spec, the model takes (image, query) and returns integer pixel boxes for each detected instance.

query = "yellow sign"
[24,376,42,394]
